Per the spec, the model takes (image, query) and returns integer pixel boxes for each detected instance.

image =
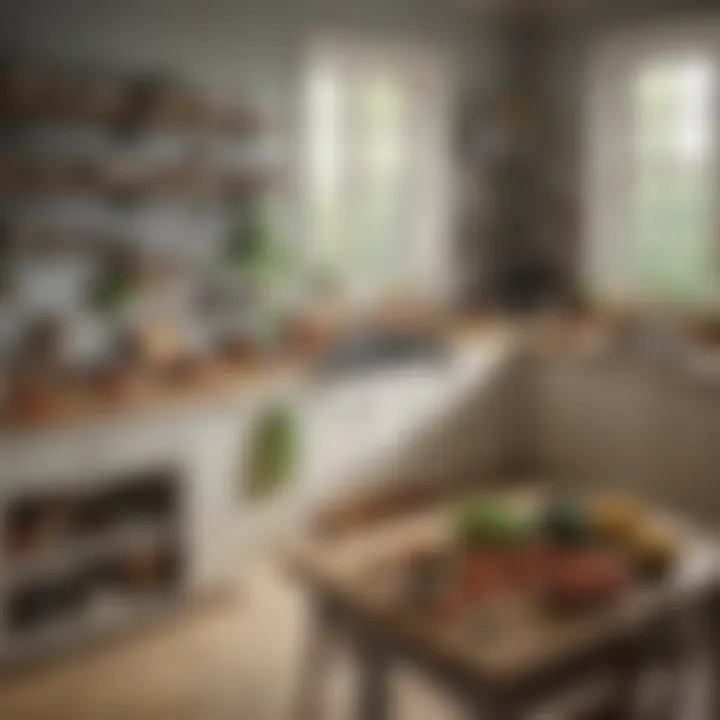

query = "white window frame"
[585,20,720,310]
[301,38,456,308]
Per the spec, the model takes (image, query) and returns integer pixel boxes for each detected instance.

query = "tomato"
[548,549,629,607]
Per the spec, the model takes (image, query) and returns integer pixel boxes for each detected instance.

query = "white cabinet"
[0,428,91,493]
[184,410,247,593]
[298,367,446,499]
[296,341,513,502]
[531,350,720,524]
[533,356,602,479]
[0,408,248,600]
[86,416,191,476]
[532,355,661,493]
[658,378,720,523]
[0,414,195,496]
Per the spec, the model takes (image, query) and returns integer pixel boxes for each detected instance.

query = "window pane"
[349,75,407,290]
[306,48,435,301]
[631,56,716,302]
[307,61,343,271]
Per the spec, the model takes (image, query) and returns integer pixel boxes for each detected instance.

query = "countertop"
[0,318,509,437]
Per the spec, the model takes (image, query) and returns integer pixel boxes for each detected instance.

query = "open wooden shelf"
[0,68,260,137]
[0,159,271,200]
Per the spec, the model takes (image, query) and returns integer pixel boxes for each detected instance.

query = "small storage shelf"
[0,158,271,201]
[5,519,177,587]
[0,468,184,664]
[1,592,179,668]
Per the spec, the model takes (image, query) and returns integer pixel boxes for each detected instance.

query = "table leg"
[643,614,689,720]
[703,589,720,720]
[602,642,642,720]
[293,596,337,720]
[355,635,391,720]
[467,697,520,720]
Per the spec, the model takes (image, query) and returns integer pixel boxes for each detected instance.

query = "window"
[304,42,452,305]
[587,27,720,308]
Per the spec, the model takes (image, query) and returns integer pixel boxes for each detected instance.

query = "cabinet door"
[355,371,433,457]
[300,382,375,493]
[533,357,604,480]
[185,411,245,594]
[298,369,436,496]
[596,363,661,495]
[0,428,90,494]
[85,415,191,477]
[658,380,720,523]
[533,357,658,492]
[232,385,310,553]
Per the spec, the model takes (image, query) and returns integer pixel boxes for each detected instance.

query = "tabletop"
[288,489,720,693]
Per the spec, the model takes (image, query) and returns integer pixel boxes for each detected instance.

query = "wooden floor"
[0,558,711,720]
[0,560,465,720]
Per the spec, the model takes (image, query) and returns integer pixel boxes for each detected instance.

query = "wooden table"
[287,493,720,719]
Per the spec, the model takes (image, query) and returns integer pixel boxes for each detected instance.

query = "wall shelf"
[0,160,271,201]
[0,67,260,138]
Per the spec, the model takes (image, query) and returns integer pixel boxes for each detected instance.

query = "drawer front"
[300,371,441,491]
[85,415,192,477]
[0,429,90,493]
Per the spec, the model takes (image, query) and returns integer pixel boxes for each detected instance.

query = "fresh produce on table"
[543,547,629,613]
[627,525,677,579]
[541,497,592,548]
[454,497,536,549]
[393,493,678,620]
[590,496,643,546]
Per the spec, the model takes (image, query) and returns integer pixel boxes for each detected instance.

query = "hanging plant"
[91,270,137,313]
[89,248,141,314]
[244,404,298,503]
[0,222,14,301]
[223,202,272,273]
[223,197,294,282]
[0,260,12,301]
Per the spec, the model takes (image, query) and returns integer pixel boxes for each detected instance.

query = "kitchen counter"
[0,318,517,560]
[0,321,521,667]
[0,357,295,436]
[0,318,508,437]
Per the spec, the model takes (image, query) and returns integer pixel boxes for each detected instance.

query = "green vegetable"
[224,204,274,272]
[454,497,534,548]
[542,498,590,547]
